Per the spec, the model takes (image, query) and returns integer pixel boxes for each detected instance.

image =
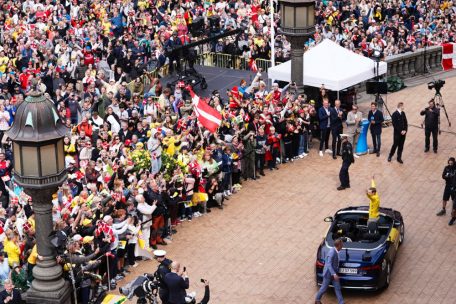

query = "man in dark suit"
[164,261,189,304]
[315,238,345,304]
[367,102,384,157]
[330,99,345,159]
[318,98,332,157]
[388,102,408,164]
[0,279,22,304]
[420,99,440,153]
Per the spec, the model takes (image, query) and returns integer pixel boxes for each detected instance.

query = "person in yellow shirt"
[367,177,380,219]
[3,233,21,267]
[0,51,9,74]
[27,244,40,282]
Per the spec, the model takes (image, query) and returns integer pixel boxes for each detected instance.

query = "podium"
[355,119,369,155]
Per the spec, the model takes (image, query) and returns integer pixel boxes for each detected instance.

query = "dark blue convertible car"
[315,206,404,290]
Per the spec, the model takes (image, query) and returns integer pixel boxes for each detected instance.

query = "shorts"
[443,185,455,201]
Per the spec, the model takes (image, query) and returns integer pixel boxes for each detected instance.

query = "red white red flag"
[249,58,258,72]
[186,86,222,133]
[442,43,455,70]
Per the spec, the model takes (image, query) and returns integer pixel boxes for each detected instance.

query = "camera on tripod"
[428,79,445,94]
[119,273,159,302]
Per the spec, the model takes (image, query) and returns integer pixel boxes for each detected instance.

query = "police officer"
[154,250,172,304]
[437,158,456,221]
[337,134,354,191]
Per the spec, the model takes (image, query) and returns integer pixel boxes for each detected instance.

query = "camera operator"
[420,99,440,153]
[154,250,172,304]
[63,239,101,304]
[437,158,456,221]
[164,261,189,304]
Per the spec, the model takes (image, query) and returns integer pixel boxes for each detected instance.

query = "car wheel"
[399,223,405,245]
[384,261,391,289]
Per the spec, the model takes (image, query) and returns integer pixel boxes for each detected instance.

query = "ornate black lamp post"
[7,82,71,303]
[278,0,315,91]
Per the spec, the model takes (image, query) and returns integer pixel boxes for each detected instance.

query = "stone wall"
[385,45,443,78]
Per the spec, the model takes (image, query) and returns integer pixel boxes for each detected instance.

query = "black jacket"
[391,110,408,135]
[164,272,189,304]
[442,165,456,186]
[367,110,384,135]
[330,107,345,130]
[0,289,22,304]
[341,141,354,164]
[420,107,440,130]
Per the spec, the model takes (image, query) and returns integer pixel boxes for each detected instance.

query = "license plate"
[339,268,358,274]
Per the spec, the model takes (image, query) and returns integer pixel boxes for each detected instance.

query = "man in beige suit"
[345,105,363,158]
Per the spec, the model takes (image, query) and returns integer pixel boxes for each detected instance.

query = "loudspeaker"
[366,81,388,95]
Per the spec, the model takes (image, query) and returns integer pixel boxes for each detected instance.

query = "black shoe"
[376,152,380,157]
[260,171,265,176]
[434,149,438,153]
[251,177,256,180]
[449,218,456,226]
[436,209,446,216]
[388,156,392,162]
[397,159,403,164]
[424,148,429,152]
[333,155,337,159]
[275,167,279,170]
[151,244,158,250]
[337,186,346,191]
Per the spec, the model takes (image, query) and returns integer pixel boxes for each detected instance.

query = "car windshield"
[325,212,393,249]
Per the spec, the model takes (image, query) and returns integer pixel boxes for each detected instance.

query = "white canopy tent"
[268,39,387,91]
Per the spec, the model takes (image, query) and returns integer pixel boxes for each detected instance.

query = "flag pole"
[270,0,275,87]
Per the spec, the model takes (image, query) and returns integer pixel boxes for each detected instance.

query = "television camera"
[427,79,451,126]
[428,79,445,95]
[119,273,159,304]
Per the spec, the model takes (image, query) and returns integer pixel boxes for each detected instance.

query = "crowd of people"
[0,0,453,303]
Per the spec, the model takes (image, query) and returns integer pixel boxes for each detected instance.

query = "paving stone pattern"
[118,77,456,304]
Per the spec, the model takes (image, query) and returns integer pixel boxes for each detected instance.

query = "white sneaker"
[299,154,304,159]
[354,154,360,159]
[302,153,308,156]
[319,151,323,157]
[325,149,333,154]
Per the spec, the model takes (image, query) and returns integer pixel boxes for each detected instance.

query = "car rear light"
[316,260,325,268]
[359,264,381,271]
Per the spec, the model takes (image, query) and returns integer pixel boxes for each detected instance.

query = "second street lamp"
[278,0,315,92]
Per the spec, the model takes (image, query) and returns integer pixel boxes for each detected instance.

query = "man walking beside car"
[315,238,345,304]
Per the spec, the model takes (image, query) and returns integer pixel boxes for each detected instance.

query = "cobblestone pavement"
[117,77,456,304]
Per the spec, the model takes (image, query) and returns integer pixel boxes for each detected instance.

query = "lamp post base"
[26,281,72,304]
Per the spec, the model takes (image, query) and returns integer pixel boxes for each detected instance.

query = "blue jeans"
[371,133,382,152]
[298,134,308,155]
[315,275,344,304]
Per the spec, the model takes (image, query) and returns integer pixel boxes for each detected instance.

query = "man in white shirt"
[136,194,157,249]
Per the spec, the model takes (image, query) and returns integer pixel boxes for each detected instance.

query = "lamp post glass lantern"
[6,84,71,304]
[279,0,315,91]
[279,0,315,36]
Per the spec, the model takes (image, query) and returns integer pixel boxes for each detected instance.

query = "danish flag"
[442,43,455,71]
[186,86,222,133]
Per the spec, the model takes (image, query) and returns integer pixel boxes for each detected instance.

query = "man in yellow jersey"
[367,176,380,219]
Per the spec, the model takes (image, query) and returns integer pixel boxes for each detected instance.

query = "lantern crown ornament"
[279,0,315,36]
[6,80,69,189]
